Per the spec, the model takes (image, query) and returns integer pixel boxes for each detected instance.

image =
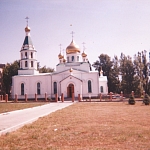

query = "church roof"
[59,75,83,83]
[23,36,33,45]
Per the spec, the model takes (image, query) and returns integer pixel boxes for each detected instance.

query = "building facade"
[11,25,108,100]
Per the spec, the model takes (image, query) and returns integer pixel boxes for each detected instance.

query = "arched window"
[25,61,28,67]
[21,83,24,95]
[72,56,74,61]
[77,56,79,61]
[100,86,103,93]
[25,52,27,58]
[31,52,33,58]
[31,61,33,67]
[37,82,41,95]
[88,80,92,93]
[54,82,57,94]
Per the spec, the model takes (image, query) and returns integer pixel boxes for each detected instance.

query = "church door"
[67,84,74,97]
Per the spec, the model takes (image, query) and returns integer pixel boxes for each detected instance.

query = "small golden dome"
[58,53,64,59]
[66,40,80,54]
[82,51,87,57]
[69,68,73,72]
[25,26,30,32]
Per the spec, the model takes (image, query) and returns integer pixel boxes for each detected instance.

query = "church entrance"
[67,84,74,98]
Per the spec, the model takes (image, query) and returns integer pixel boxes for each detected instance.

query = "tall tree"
[119,53,140,95]
[134,51,149,94]
[109,55,120,93]
[2,60,20,96]
[93,54,120,93]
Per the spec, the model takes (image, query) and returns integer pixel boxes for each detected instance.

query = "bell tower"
[18,17,39,75]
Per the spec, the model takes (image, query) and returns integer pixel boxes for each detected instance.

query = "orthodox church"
[11,24,108,100]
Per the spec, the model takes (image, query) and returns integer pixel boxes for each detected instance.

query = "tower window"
[31,52,33,58]
[21,83,24,95]
[100,86,103,93]
[72,56,74,61]
[25,61,28,67]
[88,80,92,93]
[54,82,57,94]
[77,56,79,61]
[37,82,41,95]
[25,52,27,58]
[31,61,33,67]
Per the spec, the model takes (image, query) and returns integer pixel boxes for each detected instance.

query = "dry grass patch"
[0,102,49,114]
[0,102,150,150]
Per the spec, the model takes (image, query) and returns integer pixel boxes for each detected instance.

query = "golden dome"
[66,40,80,54]
[82,51,87,57]
[25,26,30,32]
[58,53,64,59]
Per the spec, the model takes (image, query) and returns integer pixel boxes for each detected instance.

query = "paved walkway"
[0,102,74,135]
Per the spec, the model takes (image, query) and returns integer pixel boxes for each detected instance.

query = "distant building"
[0,64,5,94]
[11,24,108,100]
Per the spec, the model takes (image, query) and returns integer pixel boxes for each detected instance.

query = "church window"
[25,52,27,58]
[37,82,41,95]
[31,61,33,67]
[31,52,33,58]
[21,83,24,95]
[88,80,92,93]
[54,82,57,94]
[25,61,28,67]
[67,57,69,62]
[100,86,103,93]
[77,56,79,61]
[72,56,74,61]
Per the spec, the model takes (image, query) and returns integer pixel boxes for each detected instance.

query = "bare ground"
[0,101,150,150]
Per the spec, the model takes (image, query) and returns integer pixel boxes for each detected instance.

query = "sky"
[1,0,150,70]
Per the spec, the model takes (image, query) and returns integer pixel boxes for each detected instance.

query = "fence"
[0,91,145,103]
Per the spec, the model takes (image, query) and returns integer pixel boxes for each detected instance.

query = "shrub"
[143,94,150,105]
[128,95,135,105]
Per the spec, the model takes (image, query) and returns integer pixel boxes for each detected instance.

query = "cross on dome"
[82,42,86,51]
[59,44,62,52]
[70,31,75,40]
[25,16,29,26]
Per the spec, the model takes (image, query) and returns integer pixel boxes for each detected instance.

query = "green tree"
[134,51,149,95]
[93,54,120,93]
[109,55,120,93]
[119,53,140,95]
[2,60,20,96]
[38,66,54,73]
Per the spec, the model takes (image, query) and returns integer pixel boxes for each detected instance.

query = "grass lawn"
[0,102,49,114]
[0,102,150,150]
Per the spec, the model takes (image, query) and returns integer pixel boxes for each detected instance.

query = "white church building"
[11,24,108,100]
